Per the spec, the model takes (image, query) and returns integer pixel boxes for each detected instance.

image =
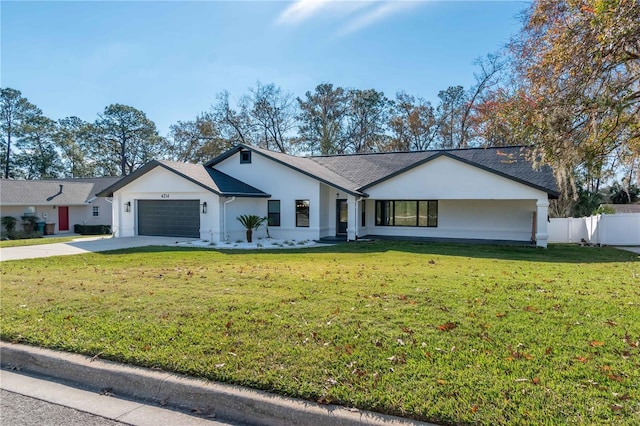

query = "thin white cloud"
[336,1,422,36]
[276,0,424,36]
[277,0,332,25]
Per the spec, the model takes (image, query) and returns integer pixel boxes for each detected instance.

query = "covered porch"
[318,191,550,248]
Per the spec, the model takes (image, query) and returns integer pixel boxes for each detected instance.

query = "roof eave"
[241,146,364,197]
[96,161,225,197]
[359,152,445,191]
[221,192,271,198]
[359,151,558,197]
[204,145,246,167]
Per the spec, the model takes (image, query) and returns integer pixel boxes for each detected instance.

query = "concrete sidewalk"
[1,342,429,426]
[0,236,197,261]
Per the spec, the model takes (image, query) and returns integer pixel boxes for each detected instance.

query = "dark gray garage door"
[137,200,200,238]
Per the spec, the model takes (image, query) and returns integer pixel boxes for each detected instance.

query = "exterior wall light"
[201,202,207,214]
[124,201,131,212]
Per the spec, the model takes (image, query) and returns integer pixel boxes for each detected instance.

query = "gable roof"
[96,160,269,198]
[313,146,558,196]
[208,144,559,198]
[0,177,121,206]
[206,145,365,196]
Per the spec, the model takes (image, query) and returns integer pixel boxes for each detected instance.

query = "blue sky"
[2,1,528,135]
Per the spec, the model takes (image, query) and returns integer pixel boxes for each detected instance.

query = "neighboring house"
[98,144,558,247]
[599,203,640,214]
[0,177,121,234]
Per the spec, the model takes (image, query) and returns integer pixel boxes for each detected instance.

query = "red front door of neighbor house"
[59,206,69,231]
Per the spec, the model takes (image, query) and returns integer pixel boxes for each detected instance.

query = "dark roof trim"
[96,161,224,197]
[97,160,271,198]
[209,144,365,197]
[205,168,271,197]
[204,146,244,167]
[360,151,559,198]
[223,192,271,198]
[358,152,446,191]
[445,152,559,198]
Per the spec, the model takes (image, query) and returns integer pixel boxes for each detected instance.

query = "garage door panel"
[138,200,200,238]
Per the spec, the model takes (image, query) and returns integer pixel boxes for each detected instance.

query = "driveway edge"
[0,342,429,426]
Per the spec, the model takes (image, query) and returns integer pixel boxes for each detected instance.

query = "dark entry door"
[58,206,69,231]
[336,199,348,235]
[138,200,200,238]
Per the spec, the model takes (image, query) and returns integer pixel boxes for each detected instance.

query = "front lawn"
[1,242,638,425]
[0,235,101,248]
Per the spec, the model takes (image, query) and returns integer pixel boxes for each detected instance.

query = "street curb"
[1,342,430,426]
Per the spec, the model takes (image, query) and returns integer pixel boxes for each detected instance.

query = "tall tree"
[169,112,231,163]
[14,109,63,179]
[54,116,97,177]
[93,104,165,176]
[389,92,437,151]
[1,88,38,178]
[471,85,536,147]
[509,0,640,198]
[345,89,391,153]
[212,90,254,146]
[459,54,506,147]
[297,83,349,155]
[248,82,297,153]
[435,85,467,149]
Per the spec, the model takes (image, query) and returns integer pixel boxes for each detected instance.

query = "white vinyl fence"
[548,213,640,245]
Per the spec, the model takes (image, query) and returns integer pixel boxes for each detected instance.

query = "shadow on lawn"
[96,240,638,264]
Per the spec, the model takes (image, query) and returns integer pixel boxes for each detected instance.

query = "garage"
[137,199,200,238]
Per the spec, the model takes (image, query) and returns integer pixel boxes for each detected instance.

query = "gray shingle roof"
[311,151,435,189]
[97,160,269,198]
[217,145,558,197]
[243,146,364,195]
[102,145,558,200]
[0,177,121,206]
[601,203,640,214]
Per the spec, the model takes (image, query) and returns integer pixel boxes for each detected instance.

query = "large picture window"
[296,200,310,227]
[375,200,437,227]
[268,200,281,226]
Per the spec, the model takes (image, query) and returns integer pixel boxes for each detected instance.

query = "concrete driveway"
[0,236,197,262]
[618,246,640,255]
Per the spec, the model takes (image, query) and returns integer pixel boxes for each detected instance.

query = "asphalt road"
[0,389,125,426]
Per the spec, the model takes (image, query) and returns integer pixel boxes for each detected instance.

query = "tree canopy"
[2,0,637,217]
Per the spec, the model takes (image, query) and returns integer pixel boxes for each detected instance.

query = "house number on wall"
[161,194,170,198]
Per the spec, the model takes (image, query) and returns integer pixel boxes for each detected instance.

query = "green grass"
[1,242,639,425]
[0,235,101,248]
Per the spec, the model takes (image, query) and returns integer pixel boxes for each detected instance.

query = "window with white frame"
[92,206,99,217]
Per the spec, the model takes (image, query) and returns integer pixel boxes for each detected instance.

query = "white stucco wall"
[112,166,220,240]
[361,156,550,243]
[367,155,546,201]
[215,152,324,241]
[219,197,268,242]
[364,199,537,241]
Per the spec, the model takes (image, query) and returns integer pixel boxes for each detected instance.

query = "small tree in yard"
[237,214,266,243]
[1,216,17,237]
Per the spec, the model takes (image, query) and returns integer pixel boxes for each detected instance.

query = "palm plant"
[236,214,267,243]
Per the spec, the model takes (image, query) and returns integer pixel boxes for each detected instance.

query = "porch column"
[112,198,120,237]
[347,195,358,241]
[535,200,549,248]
